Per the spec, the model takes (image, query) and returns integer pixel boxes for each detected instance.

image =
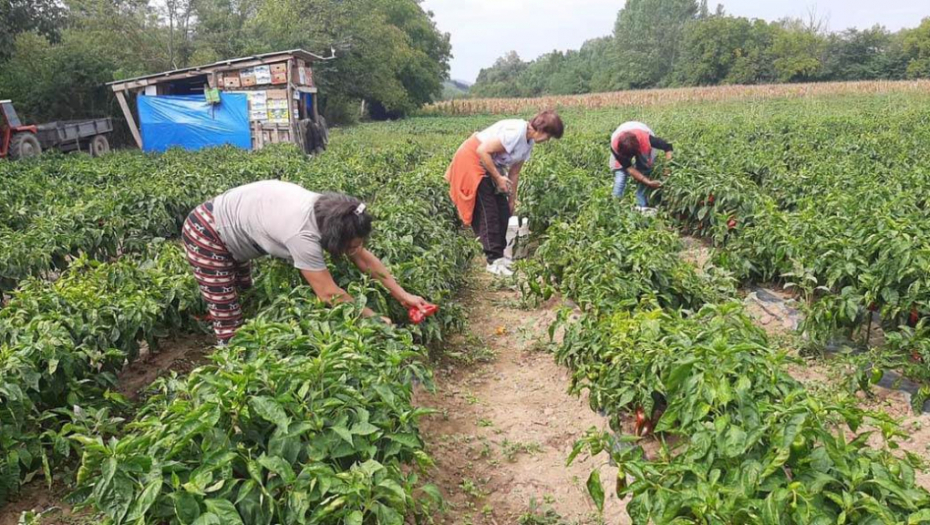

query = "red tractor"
[0,100,41,160]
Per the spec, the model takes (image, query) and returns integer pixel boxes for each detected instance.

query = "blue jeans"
[612,169,649,207]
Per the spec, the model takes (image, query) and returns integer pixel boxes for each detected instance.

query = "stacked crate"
[215,58,316,150]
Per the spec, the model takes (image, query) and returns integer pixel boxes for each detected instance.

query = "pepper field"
[1,87,930,524]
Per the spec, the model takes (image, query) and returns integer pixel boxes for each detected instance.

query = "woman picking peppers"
[182,180,433,344]
[609,121,673,209]
[445,110,565,277]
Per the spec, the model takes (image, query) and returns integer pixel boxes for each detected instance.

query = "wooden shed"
[108,49,330,153]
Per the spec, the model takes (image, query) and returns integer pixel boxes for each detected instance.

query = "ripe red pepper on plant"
[634,406,650,436]
[409,303,439,324]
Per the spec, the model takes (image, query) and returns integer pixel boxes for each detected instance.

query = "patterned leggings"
[181,202,252,343]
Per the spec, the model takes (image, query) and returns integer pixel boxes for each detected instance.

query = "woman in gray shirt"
[182,180,430,343]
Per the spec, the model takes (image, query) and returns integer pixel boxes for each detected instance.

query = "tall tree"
[0,0,67,61]
[189,0,263,64]
[823,26,908,80]
[770,18,828,82]
[612,0,699,88]
[471,51,528,98]
[672,15,778,86]
[255,0,451,119]
[903,18,930,79]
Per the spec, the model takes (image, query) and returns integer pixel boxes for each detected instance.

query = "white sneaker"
[486,258,514,277]
[499,257,514,268]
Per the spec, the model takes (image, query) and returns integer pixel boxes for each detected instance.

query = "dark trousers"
[471,176,510,264]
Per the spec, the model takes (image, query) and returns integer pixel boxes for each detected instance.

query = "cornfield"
[423,80,930,115]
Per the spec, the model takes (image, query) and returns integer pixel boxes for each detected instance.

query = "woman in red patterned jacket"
[609,121,674,208]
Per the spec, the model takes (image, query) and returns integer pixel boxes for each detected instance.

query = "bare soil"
[0,479,85,525]
[417,265,628,524]
[116,332,213,399]
[679,235,712,270]
[0,333,212,525]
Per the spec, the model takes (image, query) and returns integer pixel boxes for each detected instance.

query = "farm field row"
[509,93,930,521]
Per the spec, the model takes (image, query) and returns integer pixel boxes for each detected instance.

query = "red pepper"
[727,217,737,230]
[408,303,439,324]
[634,406,647,436]
[868,302,878,312]
[706,193,715,206]
[909,307,920,326]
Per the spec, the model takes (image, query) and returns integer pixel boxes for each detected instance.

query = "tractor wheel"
[10,132,41,160]
[90,135,111,157]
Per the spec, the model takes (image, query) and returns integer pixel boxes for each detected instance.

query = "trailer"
[1,100,113,159]
[36,118,113,156]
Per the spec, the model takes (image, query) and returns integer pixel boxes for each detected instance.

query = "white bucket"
[504,217,531,261]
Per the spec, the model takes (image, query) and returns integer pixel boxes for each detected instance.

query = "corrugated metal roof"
[106,49,328,87]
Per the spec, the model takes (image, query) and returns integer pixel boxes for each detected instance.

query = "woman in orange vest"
[446,111,564,276]
[610,122,673,208]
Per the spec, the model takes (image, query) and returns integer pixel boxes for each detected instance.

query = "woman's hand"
[379,316,394,326]
[647,179,663,189]
[399,292,429,311]
[495,175,513,194]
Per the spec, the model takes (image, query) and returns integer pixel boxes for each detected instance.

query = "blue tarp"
[138,93,251,152]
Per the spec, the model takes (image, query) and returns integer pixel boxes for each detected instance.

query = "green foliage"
[0,244,203,506]
[612,0,699,89]
[771,19,828,82]
[0,0,450,125]
[673,16,777,85]
[0,0,66,62]
[903,18,930,79]
[471,51,530,98]
[0,30,118,123]
[823,26,910,81]
[440,80,470,101]
[470,6,930,98]
[565,306,930,522]
[255,0,451,119]
[0,132,475,512]
[511,103,930,518]
[72,299,441,525]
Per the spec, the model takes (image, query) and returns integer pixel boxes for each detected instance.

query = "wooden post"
[115,90,143,149]
[312,91,319,122]
[287,57,303,149]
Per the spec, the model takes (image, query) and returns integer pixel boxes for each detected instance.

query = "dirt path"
[0,333,212,525]
[418,265,626,525]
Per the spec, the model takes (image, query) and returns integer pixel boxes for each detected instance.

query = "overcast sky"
[420,0,929,83]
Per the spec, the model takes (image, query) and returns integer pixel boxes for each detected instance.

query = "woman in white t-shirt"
[445,111,564,276]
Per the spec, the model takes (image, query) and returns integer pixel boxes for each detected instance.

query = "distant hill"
[441,79,472,100]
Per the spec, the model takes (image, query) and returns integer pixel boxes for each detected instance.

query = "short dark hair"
[617,133,640,158]
[530,110,564,139]
[314,193,373,255]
